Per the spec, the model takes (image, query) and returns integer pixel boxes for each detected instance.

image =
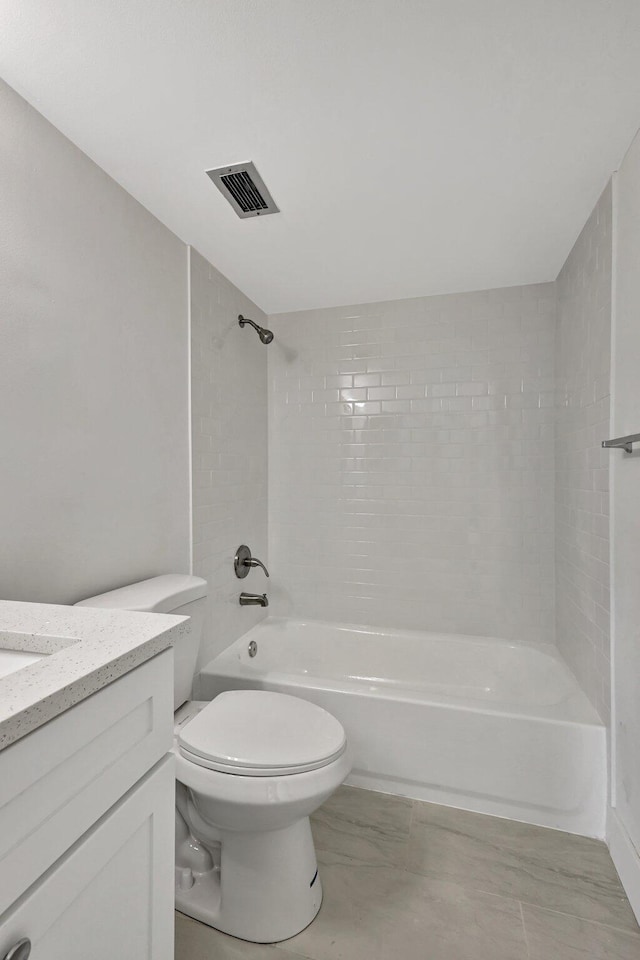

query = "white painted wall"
[555,183,612,722]
[608,128,640,918]
[268,284,556,642]
[0,80,190,603]
[190,249,268,671]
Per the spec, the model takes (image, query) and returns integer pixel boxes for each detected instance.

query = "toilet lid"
[178,690,347,776]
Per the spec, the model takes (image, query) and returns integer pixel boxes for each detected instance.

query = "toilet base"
[175,816,323,943]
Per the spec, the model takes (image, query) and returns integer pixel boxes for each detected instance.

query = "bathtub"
[198,618,606,838]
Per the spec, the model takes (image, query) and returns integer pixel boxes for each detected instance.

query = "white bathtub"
[198,618,606,837]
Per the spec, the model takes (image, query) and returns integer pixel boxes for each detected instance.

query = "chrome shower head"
[238,315,274,345]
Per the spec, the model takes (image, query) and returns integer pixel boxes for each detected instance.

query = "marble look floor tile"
[279,852,528,960]
[175,912,309,960]
[522,904,640,960]
[405,801,638,933]
[311,785,413,866]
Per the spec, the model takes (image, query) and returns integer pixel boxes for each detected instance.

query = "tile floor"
[175,786,640,960]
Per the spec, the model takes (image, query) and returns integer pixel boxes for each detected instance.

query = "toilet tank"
[75,574,208,709]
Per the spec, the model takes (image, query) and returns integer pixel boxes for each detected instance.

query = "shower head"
[238,315,274,345]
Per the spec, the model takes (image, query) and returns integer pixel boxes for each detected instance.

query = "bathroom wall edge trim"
[607,807,640,925]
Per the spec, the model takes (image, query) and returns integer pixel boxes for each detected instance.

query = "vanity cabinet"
[0,649,174,959]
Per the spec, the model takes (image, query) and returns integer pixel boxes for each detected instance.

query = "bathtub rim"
[200,616,604,729]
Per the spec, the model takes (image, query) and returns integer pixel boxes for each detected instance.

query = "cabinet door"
[0,757,174,960]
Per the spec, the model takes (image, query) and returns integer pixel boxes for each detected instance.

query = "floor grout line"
[519,901,532,960]
[517,900,640,938]
[401,857,640,936]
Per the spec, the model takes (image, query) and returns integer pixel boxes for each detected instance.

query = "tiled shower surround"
[269,284,557,644]
[555,184,612,722]
[189,183,612,722]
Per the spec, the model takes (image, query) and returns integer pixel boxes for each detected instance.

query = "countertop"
[0,600,190,750]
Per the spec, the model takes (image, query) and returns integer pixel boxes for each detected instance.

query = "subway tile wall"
[268,284,556,643]
[190,248,268,671]
[555,183,612,722]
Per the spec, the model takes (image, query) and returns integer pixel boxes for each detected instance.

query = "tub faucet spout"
[239,592,269,607]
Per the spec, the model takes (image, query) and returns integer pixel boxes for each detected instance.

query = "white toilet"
[76,575,351,944]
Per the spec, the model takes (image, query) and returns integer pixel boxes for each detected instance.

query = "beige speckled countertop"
[0,600,190,750]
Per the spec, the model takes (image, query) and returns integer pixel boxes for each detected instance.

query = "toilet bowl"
[75,576,351,944]
[174,692,352,942]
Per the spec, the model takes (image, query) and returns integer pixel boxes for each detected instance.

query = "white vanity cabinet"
[0,649,175,960]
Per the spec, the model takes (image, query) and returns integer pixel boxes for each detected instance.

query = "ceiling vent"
[206,162,279,218]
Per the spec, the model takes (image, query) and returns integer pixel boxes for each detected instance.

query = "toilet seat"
[178,690,347,776]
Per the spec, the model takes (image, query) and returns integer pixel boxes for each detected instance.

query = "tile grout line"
[399,835,640,935]
[401,798,417,873]
[519,901,532,960]
[401,857,639,937]
[517,901,640,939]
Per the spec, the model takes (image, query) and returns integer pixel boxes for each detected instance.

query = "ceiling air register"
[206,162,279,218]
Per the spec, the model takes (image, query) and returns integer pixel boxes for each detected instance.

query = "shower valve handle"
[234,544,270,579]
[244,556,270,577]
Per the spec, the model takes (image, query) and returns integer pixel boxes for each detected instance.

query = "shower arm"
[238,315,261,335]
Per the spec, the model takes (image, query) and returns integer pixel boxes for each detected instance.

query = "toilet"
[75,575,351,944]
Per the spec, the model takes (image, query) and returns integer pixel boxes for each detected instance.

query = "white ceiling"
[2,1,640,314]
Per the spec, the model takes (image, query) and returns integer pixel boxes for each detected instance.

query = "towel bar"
[602,433,640,454]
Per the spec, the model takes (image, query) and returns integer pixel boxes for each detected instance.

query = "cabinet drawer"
[0,649,173,915]
[0,757,174,960]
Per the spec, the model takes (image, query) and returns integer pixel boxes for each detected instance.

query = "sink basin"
[0,649,45,680]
